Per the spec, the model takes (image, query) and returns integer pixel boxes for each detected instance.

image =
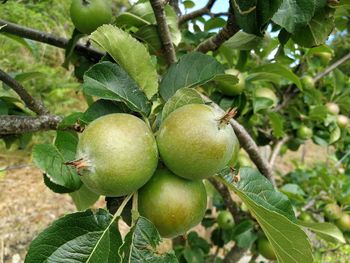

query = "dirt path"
[0,159,76,263]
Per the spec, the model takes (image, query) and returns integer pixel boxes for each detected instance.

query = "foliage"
[1,0,350,262]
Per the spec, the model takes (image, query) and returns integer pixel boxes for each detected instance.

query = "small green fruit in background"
[324,203,342,220]
[298,212,314,223]
[138,168,207,238]
[70,0,112,34]
[255,87,278,107]
[257,236,277,260]
[217,210,235,229]
[337,115,349,129]
[335,213,350,232]
[76,114,158,197]
[326,102,340,115]
[297,125,313,140]
[157,104,235,180]
[314,52,332,64]
[217,69,245,96]
[301,75,315,89]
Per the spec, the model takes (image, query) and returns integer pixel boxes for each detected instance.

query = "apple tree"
[1,0,350,262]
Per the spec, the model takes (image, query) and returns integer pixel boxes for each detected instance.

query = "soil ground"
[0,142,328,263]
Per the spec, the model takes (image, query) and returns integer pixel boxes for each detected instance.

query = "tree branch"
[202,95,275,185]
[178,0,217,25]
[0,19,104,61]
[269,136,290,169]
[0,115,62,135]
[149,0,177,65]
[209,178,242,222]
[0,68,49,115]
[314,52,350,82]
[195,10,239,54]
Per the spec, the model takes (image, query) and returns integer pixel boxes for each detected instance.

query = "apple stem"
[218,108,237,126]
[65,158,90,174]
[82,0,90,6]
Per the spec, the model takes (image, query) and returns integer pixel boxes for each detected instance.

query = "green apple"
[297,125,313,140]
[70,0,113,34]
[257,236,276,260]
[301,75,315,89]
[324,203,342,221]
[335,213,350,231]
[255,87,278,107]
[326,102,340,115]
[217,69,245,96]
[337,115,349,129]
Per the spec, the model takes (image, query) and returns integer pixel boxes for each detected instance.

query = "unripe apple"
[301,75,315,89]
[255,87,278,107]
[76,114,158,197]
[297,125,313,140]
[138,168,207,238]
[324,203,342,220]
[326,102,340,115]
[157,104,235,180]
[314,52,332,64]
[217,210,235,229]
[337,115,349,129]
[335,214,350,232]
[217,69,245,96]
[70,0,112,34]
[257,236,276,260]
[228,133,240,167]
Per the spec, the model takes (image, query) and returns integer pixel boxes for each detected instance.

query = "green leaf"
[291,7,335,47]
[183,0,195,9]
[252,63,302,89]
[81,99,129,124]
[217,168,313,263]
[14,72,45,82]
[298,221,346,243]
[268,112,284,138]
[82,62,151,116]
[205,17,227,31]
[280,184,305,202]
[70,184,100,211]
[231,0,283,36]
[25,209,123,263]
[120,217,178,262]
[91,25,158,99]
[55,131,78,161]
[162,88,203,122]
[232,220,258,248]
[63,29,85,68]
[246,72,281,85]
[329,125,341,144]
[253,97,274,112]
[134,25,162,54]
[160,52,225,100]
[223,31,263,50]
[183,248,204,263]
[32,144,82,192]
[309,105,327,121]
[272,0,317,33]
[115,12,151,28]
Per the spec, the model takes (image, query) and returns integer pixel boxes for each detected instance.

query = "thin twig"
[149,0,177,65]
[314,52,350,82]
[0,19,103,61]
[178,0,217,25]
[269,136,290,169]
[0,69,49,115]
[209,178,241,222]
[195,9,239,53]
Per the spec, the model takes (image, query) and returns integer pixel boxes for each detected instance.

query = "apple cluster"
[74,104,239,237]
